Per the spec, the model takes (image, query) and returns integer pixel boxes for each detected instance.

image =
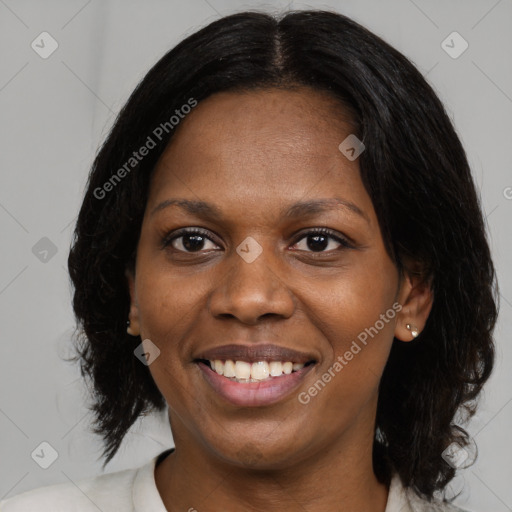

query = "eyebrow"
[150,197,369,224]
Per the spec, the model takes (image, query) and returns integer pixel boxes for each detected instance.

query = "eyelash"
[161,227,353,253]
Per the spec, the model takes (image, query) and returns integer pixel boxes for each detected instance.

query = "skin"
[126,87,433,512]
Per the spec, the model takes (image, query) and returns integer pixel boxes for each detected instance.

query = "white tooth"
[235,361,251,379]
[224,360,236,377]
[269,361,283,376]
[208,360,215,370]
[251,361,270,380]
[292,363,305,371]
[214,360,224,375]
[282,362,293,374]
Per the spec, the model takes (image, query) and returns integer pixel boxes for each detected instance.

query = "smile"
[196,359,316,407]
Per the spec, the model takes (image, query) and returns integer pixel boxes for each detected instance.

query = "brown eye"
[291,228,353,253]
[162,228,220,253]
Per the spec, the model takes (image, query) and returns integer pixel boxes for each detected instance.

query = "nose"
[208,244,295,325]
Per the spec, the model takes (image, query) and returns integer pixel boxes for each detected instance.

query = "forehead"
[147,88,371,219]
[157,87,356,158]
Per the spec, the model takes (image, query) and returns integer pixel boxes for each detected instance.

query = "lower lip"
[197,362,315,407]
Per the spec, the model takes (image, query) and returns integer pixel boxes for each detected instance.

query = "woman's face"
[127,88,422,468]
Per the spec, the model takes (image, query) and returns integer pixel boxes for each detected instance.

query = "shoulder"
[387,473,470,512]
[0,465,139,512]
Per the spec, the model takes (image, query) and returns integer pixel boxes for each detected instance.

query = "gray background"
[0,0,511,510]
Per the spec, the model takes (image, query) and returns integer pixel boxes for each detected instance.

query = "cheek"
[133,256,222,406]
[307,256,398,351]
[135,270,199,413]
[300,308,396,441]
[136,258,205,338]
[133,266,202,392]
[304,258,399,400]
[313,291,397,392]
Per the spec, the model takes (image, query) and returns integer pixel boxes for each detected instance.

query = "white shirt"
[0,450,467,512]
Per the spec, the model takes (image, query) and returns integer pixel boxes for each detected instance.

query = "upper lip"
[194,344,317,364]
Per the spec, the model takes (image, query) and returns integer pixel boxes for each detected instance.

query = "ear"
[125,267,141,337]
[394,267,433,342]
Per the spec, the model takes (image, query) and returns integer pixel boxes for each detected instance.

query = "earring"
[406,323,419,338]
[127,319,137,336]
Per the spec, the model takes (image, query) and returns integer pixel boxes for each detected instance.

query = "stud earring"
[127,319,137,336]
[406,323,419,338]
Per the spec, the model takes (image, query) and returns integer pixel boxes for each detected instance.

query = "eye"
[162,227,353,254]
[291,228,353,253]
[162,228,220,253]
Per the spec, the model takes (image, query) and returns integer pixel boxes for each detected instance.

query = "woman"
[1,9,497,512]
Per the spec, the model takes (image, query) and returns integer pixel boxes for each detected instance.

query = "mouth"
[197,358,316,382]
[194,347,317,407]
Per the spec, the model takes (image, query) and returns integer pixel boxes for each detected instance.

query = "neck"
[155,420,389,512]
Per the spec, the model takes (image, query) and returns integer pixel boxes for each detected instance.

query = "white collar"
[132,452,168,512]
